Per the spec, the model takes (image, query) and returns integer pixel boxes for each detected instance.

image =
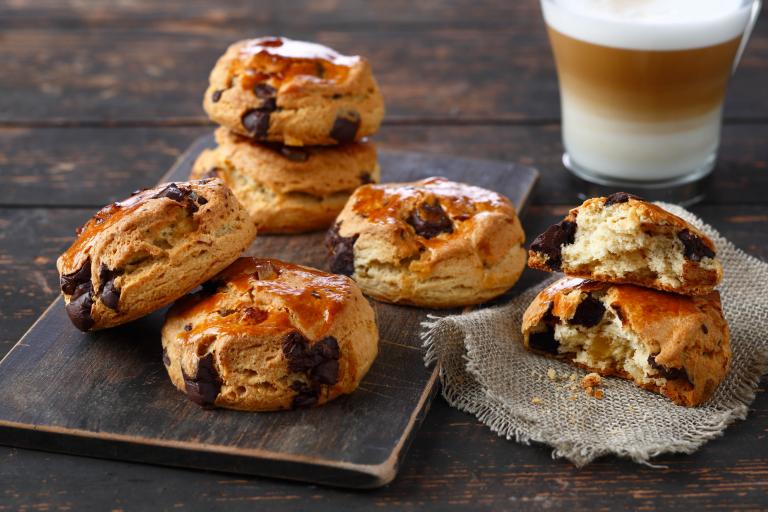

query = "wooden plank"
[0,136,538,488]
[0,0,527,28]
[0,21,765,123]
[2,124,766,208]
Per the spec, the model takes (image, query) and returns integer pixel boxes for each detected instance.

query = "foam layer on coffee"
[543,0,751,50]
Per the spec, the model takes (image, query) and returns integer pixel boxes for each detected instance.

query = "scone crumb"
[547,368,557,381]
[581,373,602,388]
[569,395,578,401]
[531,397,543,405]
[569,373,577,382]
[581,373,605,399]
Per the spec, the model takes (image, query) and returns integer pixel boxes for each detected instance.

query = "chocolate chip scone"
[522,277,731,407]
[325,177,527,308]
[528,192,723,295]
[190,127,380,233]
[203,37,385,146]
[162,258,378,410]
[56,180,257,331]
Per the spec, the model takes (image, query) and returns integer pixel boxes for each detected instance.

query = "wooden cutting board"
[0,133,537,488]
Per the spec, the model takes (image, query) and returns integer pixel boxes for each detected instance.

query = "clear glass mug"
[541,0,762,188]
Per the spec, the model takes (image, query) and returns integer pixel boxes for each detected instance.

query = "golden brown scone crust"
[528,192,722,295]
[162,258,378,411]
[203,37,385,146]
[190,128,380,233]
[522,277,731,407]
[326,177,527,308]
[56,179,257,332]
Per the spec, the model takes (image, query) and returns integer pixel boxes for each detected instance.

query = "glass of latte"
[542,0,761,187]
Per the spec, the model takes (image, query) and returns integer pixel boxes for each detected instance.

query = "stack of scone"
[192,37,385,233]
[520,192,730,407]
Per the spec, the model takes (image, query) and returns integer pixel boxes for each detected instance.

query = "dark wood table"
[1,1,766,509]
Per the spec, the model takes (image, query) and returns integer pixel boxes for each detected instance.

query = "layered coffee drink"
[542,0,756,183]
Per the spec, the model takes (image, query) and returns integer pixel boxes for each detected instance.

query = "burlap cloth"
[421,204,768,466]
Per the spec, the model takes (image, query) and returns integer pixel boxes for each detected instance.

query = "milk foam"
[543,0,752,49]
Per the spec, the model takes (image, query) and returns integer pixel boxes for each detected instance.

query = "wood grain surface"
[0,0,766,509]
[0,135,537,488]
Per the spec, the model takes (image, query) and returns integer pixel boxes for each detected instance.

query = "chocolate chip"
[314,337,340,360]
[204,168,220,179]
[529,220,577,271]
[98,264,122,311]
[183,352,221,408]
[314,62,325,78]
[311,290,321,299]
[325,223,358,276]
[184,324,192,332]
[282,333,341,405]
[253,83,276,99]
[241,109,271,138]
[153,183,186,202]
[60,258,91,295]
[570,296,605,328]
[312,359,339,385]
[290,381,320,408]
[162,348,171,367]
[279,146,309,163]
[330,112,360,144]
[211,89,223,103]
[407,200,454,239]
[678,229,715,261]
[196,195,208,205]
[360,172,374,184]
[647,355,689,382]
[701,324,709,334]
[153,183,201,214]
[604,192,641,207]
[65,281,94,331]
[529,330,559,355]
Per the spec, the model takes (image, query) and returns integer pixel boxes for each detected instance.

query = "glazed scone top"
[215,37,364,96]
[331,177,524,275]
[170,258,355,342]
[59,180,215,275]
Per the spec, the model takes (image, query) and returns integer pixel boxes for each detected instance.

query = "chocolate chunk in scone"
[325,177,527,308]
[161,258,378,411]
[521,277,731,407]
[56,179,257,331]
[528,193,722,295]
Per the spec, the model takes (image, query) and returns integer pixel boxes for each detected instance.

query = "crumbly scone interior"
[561,204,718,289]
[531,292,668,388]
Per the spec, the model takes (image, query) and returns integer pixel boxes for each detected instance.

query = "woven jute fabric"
[422,204,768,467]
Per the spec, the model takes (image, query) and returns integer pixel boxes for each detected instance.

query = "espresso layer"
[548,27,740,123]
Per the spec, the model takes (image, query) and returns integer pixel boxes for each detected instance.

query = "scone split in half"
[529,192,723,295]
[522,277,731,407]
[325,177,527,308]
[162,258,379,411]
